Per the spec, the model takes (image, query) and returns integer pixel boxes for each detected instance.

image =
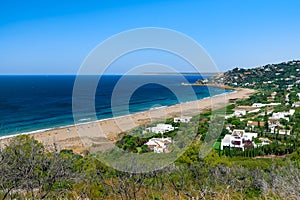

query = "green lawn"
[213,142,221,150]
[136,147,142,153]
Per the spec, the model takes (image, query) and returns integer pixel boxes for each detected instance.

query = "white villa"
[292,101,300,107]
[234,110,247,116]
[271,127,291,135]
[252,103,266,108]
[225,110,246,119]
[174,116,192,123]
[285,94,290,102]
[225,106,260,119]
[278,129,291,135]
[248,108,261,113]
[271,109,295,122]
[145,137,172,153]
[221,129,258,151]
[269,114,293,135]
[252,103,281,108]
[146,124,174,134]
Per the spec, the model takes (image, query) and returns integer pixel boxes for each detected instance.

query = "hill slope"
[200,60,300,90]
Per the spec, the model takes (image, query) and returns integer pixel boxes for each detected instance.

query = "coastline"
[0,88,256,154]
[181,83,236,90]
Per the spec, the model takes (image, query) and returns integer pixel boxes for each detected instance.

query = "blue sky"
[0,0,300,74]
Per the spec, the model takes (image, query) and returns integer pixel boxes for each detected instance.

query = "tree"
[264,109,269,132]
[0,135,74,199]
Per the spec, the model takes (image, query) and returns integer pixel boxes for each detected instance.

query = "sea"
[0,75,232,137]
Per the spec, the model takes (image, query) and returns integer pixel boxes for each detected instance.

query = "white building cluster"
[270,109,295,122]
[268,109,295,135]
[145,116,191,153]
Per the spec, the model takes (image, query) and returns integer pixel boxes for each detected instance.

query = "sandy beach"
[0,88,256,154]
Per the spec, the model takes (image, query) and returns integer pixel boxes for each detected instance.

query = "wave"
[77,118,92,122]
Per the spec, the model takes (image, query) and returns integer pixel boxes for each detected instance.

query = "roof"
[146,139,165,147]
[146,138,172,147]
[221,135,231,144]
[259,137,271,142]
[146,140,158,146]
[156,124,173,128]
[247,121,265,126]
[232,129,245,137]
[243,132,258,139]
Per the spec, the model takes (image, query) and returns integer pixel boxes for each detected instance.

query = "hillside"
[199,60,300,90]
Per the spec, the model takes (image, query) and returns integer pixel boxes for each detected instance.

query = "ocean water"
[0,75,231,136]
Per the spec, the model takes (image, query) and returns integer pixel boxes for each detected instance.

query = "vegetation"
[201,60,300,90]
[1,135,300,199]
[1,60,300,199]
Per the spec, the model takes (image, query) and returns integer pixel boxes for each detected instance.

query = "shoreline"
[0,90,235,140]
[181,83,236,90]
[0,88,256,154]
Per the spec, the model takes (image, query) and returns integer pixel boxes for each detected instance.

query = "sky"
[0,0,300,74]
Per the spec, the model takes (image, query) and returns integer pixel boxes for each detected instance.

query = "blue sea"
[0,75,231,137]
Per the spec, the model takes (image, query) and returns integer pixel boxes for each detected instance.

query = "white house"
[285,94,290,102]
[156,124,174,132]
[174,116,192,123]
[146,124,174,134]
[225,106,259,119]
[278,130,291,135]
[225,110,246,119]
[145,137,172,153]
[221,129,258,151]
[248,108,261,113]
[146,127,164,134]
[270,126,276,134]
[289,109,296,115]
[252,103,266,108]
[271,113,289,122]
[271,109,295,122]
[252,103,280,108]
[268,103,281,106]
[243,132,258,141]
[292,102,300,107]
[146,139,166,153]
[220,135,231,150]
[268,118,282,129]
[234,110,247,116]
